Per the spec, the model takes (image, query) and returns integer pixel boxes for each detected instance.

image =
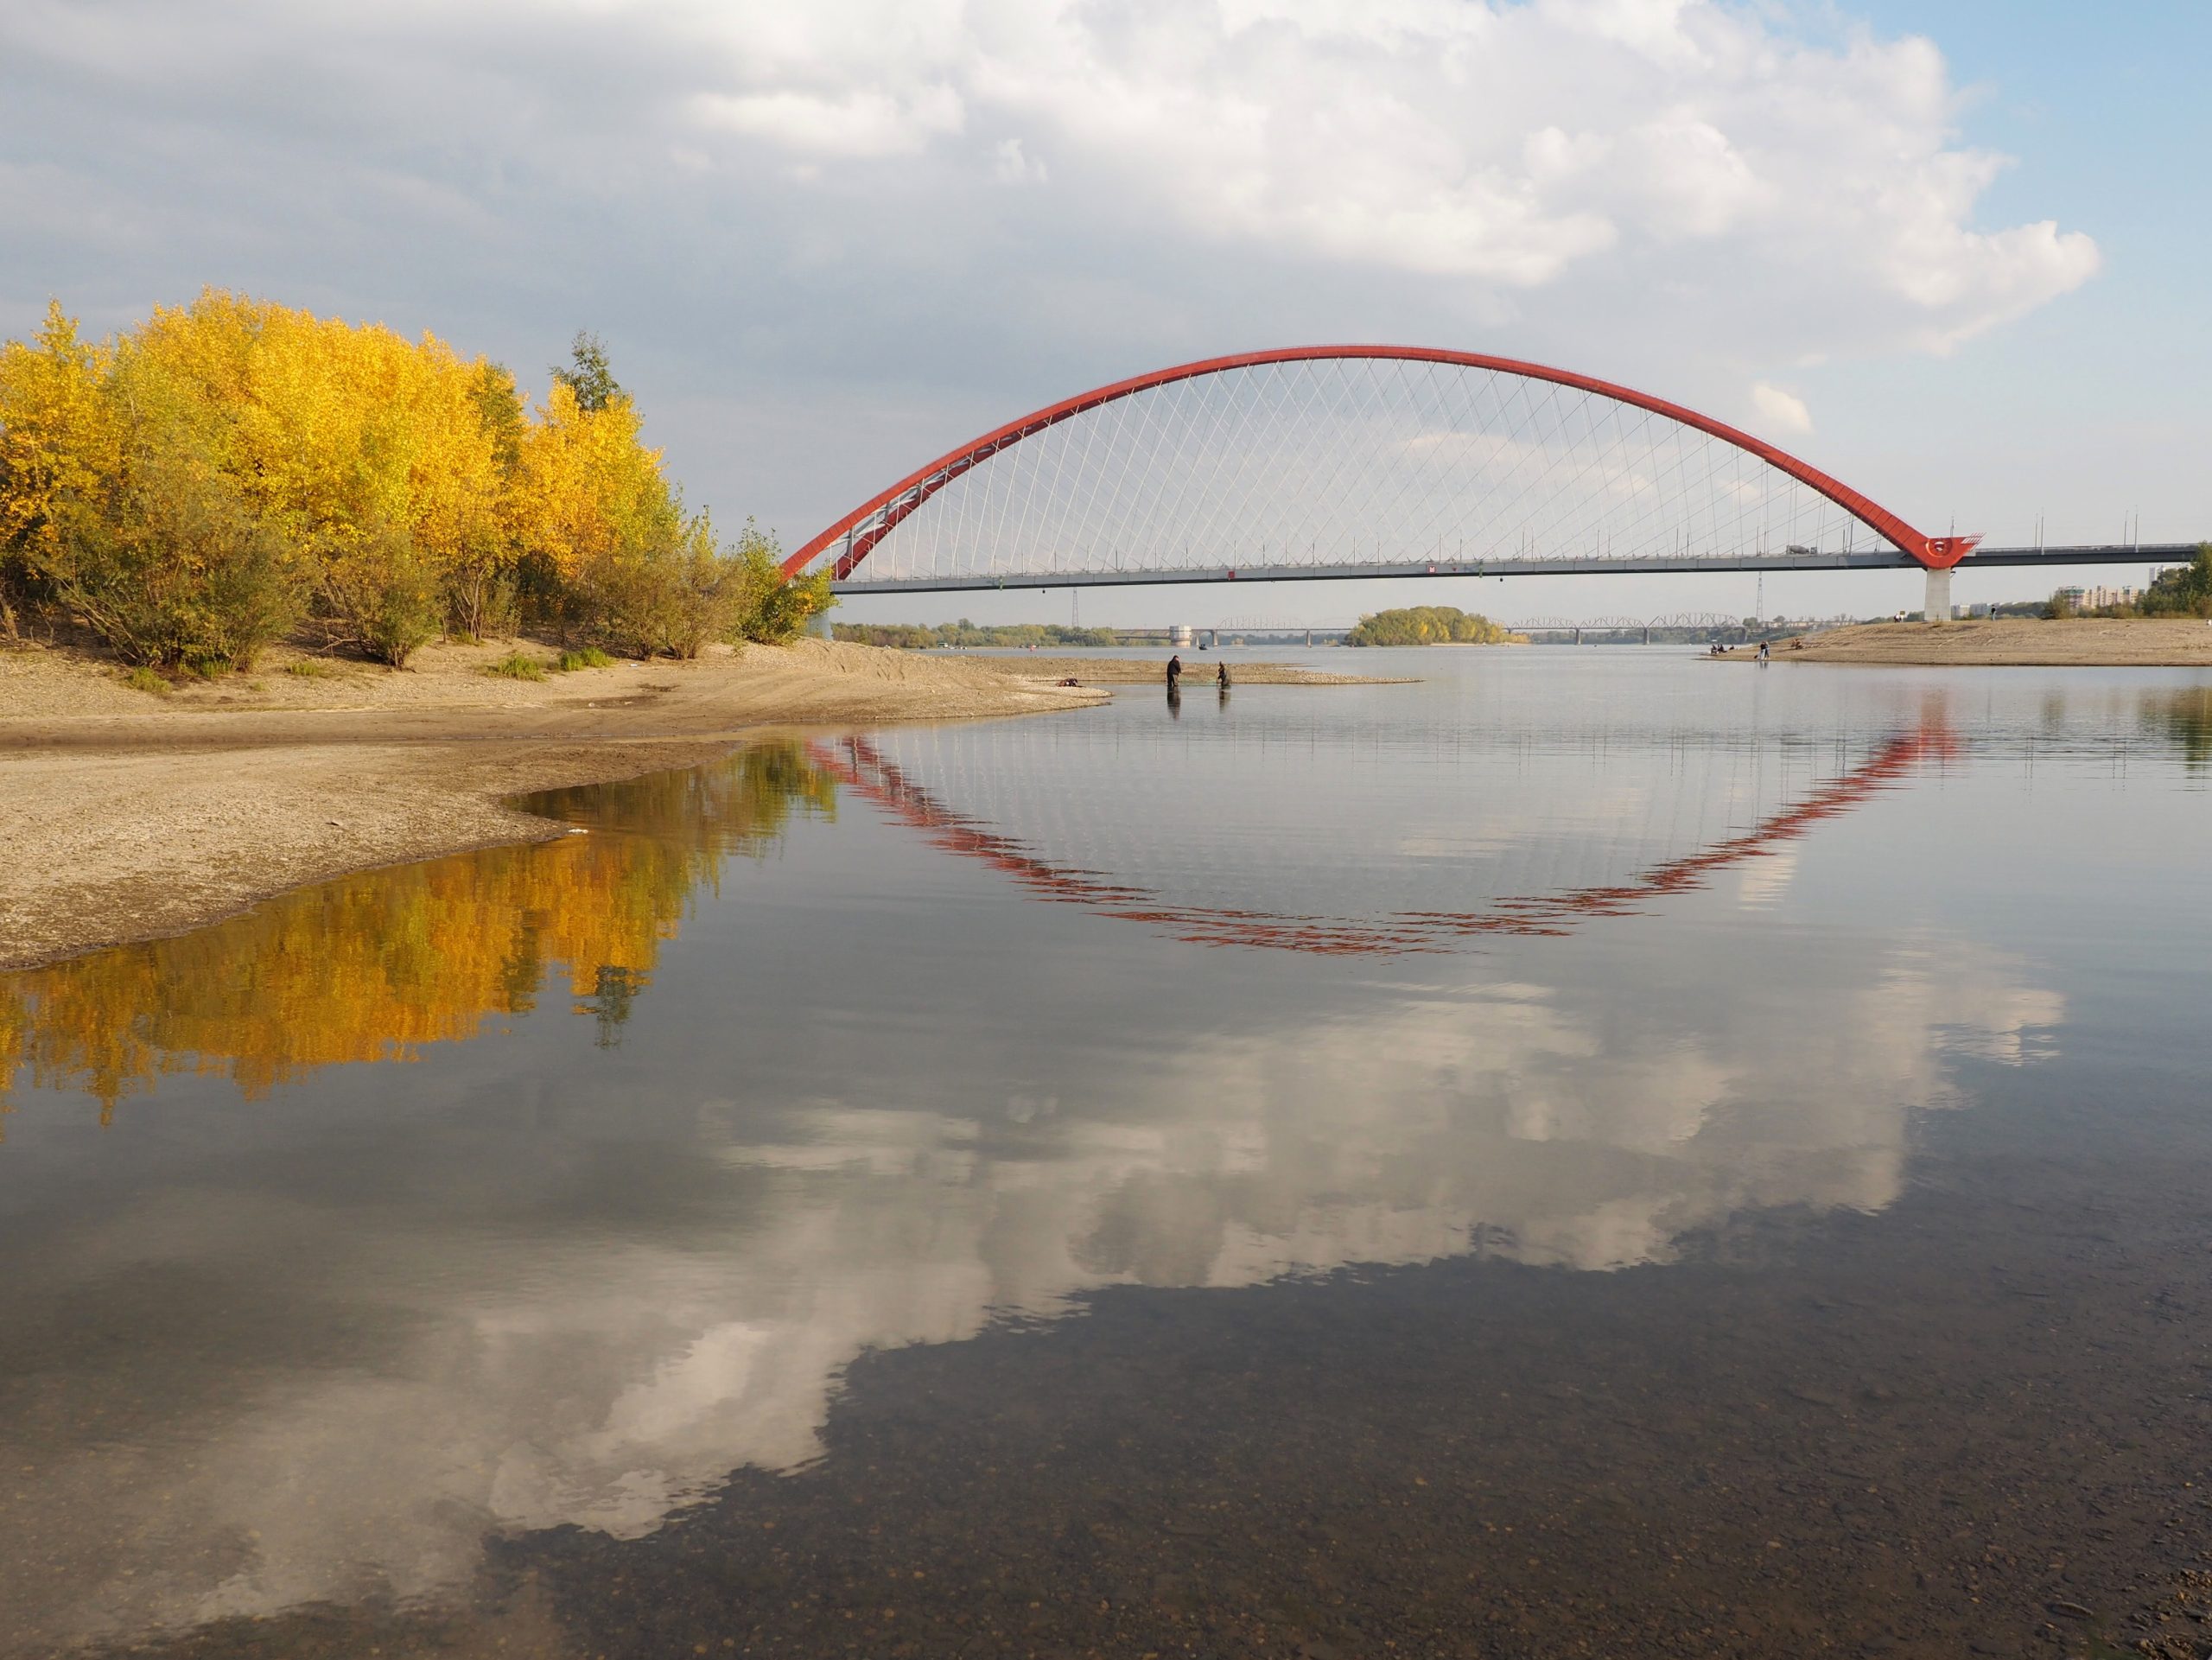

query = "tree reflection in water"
[2147,684,2212,770]
[0,742,836,1123]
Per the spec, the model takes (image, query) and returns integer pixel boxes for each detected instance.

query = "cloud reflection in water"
[0,720,2063,1654]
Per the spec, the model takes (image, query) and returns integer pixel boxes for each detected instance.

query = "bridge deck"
[830,545,2194,595]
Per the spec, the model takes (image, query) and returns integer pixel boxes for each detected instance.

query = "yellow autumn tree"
[0,302,117,627]
[0,289,829,666]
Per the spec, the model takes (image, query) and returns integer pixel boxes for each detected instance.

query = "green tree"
[2140,545,2212,619]
[550,331,622,416]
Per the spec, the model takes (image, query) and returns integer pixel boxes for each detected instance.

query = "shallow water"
[3,649,2210,1657]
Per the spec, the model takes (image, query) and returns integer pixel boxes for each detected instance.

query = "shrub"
[484,650,545,681]
[123,665,168,696]
[285,658,334,678]
[561,514,751,658]
[317,520,442,667]
[37,449,300,671]
[563,544,680,658]
[554,646,613,671]
[729,520,831,644]
[444,563,518,643]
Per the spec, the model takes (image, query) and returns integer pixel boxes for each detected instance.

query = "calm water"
[4,650,2211,1658]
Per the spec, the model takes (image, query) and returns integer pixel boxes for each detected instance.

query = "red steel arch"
[784,346,1979,582]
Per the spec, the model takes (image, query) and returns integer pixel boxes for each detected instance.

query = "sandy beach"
[1717,616,2212,665]
[0,636,1119,972]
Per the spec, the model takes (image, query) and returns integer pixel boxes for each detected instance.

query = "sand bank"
[0,637,1108,971]
[1713,617,2212,666]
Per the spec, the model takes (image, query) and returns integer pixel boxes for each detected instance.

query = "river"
[3,647,2209,1657]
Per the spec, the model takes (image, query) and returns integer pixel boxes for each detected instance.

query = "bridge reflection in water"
[812,722,1959,954]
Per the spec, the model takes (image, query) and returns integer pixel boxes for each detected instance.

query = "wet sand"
[0,637,1108,971]
[1720,617,2212,665]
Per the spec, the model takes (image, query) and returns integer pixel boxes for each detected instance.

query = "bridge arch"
[786,347,1978,589]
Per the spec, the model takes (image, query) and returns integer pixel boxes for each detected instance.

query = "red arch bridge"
[785,347,2186,620]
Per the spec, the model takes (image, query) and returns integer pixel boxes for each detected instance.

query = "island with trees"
[1344,606,1527,647]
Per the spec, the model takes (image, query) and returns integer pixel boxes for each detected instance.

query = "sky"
[2,0,2202,626]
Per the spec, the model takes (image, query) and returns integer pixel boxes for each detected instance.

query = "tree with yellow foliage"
[0,289,830,668]
[0,302,116,633]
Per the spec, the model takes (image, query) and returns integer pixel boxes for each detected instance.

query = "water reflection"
[0,700,2077,1653]
[817,723,1958,951]
[2147,684,2212,770]
[0,743,835,1123]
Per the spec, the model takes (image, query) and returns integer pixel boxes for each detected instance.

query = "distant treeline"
[0,291,830,671]
[833,620,1118,649]
[1344,606,1522,646]
[2048,547,2212,620]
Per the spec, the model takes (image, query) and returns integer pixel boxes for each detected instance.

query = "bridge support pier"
[1922,566,1953,623]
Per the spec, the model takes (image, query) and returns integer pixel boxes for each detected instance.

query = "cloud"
[691,84,964,158]
[992,136,1047,185]
[645,0,2096,347]
[0,0,2107,564]
[1751,381,1814,434]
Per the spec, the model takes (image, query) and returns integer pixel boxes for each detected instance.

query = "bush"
[484,650,545,681]
[123,665,168,696]
[37,451,299,671]
[729,520,831,644]
[444,563,518,643]
[554,646,613,671]
[285,658,334,678]
[561,514,766,659]
[316,521,442,667]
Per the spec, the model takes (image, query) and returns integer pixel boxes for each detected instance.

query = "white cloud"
[691,84,964,158]
[1751,381,1813,434]
[992,136,1046,185]
[652,0,2096,347]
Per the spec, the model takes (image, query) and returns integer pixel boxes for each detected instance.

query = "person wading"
[1217,662,1231,691]
[1166,653,1183,690]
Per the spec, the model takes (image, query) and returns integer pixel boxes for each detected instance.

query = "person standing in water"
[1217,661,1231,690]
[1166,653,1183,689]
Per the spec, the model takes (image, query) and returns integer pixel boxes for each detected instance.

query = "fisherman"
[1217,661,1231,690]
[1166,652,1183,689]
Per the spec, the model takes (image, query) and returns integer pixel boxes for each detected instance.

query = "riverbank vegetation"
[1344,606,1523,646]
[0,292,830,672]
[833,620,1118,649]
[2045,546,2212,620]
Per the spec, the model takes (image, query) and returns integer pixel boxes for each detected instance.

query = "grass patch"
[284,659,336,678]
[484,651,546,682]
[124,665,170,696]
[553,647,615,672]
